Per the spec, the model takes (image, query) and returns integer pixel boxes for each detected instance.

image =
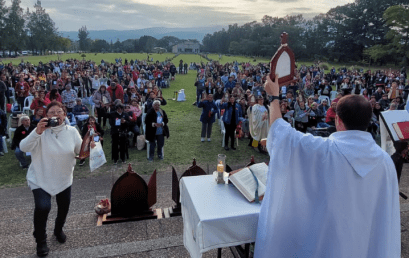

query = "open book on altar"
[229,163,268,203]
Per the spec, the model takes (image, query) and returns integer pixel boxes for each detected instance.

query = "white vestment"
[254,118,400,258]
[248,104,269,141]
[380,111,396,156]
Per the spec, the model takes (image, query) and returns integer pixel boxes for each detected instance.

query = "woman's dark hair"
[336,95,372,131]
[46,101,67,115]
[49,89,58,100]
[86,115,97,124]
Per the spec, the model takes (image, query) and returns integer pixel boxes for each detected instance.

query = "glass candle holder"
[217,154,226,184]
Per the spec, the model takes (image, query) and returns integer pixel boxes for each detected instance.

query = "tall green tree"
[4,0,26,55]
[0,0,8,55]
[78,26,90,52]
[365,5,409,65]
[27,3,58,55]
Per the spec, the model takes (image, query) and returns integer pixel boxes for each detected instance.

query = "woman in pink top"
[129,99,142,118]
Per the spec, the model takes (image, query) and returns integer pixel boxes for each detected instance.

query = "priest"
[254,74,400,257]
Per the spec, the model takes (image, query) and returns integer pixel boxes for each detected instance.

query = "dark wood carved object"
[269,32,297,86]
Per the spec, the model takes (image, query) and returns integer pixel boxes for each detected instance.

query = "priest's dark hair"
[336,95,372,131]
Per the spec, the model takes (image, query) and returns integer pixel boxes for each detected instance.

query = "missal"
[229,163,269,202]
[392,121,409,140]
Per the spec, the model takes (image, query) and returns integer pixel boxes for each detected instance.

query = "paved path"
[1,162,409,258]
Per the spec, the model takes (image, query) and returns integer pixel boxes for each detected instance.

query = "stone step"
[2,216,184,257]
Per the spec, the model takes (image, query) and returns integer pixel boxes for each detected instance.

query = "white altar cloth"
[180,175,261,258]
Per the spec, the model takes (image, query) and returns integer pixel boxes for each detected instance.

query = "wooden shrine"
[269,32,297,86]
[170,159,207,216]
[97,164,159,225]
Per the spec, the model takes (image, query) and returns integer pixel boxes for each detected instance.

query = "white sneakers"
[201,138,211,142]
[201,137,205,142]
[208,138,211,142]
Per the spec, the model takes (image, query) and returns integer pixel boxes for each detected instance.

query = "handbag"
[89,141,107,172]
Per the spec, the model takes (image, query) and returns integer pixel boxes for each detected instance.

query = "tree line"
[201,0,409,66]
[77,26,199,54]
[0,0,70,56]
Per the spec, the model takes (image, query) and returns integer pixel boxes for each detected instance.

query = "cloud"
[268,0,300,3]
[285,7,313,12]
[16,0,354,32]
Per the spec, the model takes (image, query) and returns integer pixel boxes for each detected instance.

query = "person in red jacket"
[30,91,51,115]
[325,102,337,126]
[107,82,124,103]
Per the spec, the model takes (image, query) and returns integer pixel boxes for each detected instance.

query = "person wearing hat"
[109,104,130,164]
[92,85,112,128]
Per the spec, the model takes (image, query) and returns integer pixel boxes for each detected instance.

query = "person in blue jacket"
[220,95,242,150]
[198,94,218,142]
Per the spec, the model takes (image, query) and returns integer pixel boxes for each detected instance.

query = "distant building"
[172,41,200,54]
[152,47,167,53]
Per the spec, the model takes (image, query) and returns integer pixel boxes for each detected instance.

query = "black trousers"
[32,186,71,242]
[96,107,108,126]
[111,133,127,162]
[224,122,236,148]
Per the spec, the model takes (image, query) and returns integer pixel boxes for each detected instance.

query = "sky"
[17,0,355,31]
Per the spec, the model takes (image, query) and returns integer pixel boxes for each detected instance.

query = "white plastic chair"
[8,87,16,103]
[1,136,7,153]
[8,127,16,143]
[221,122,226,147]
[330,91,338,101]
[22,96,34,115]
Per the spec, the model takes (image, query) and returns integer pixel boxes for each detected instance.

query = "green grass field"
[0,53,395,188]
[0,53,274,188]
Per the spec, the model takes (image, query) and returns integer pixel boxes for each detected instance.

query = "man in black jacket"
[145,91,167,113]
[11,115,35,168]
[109,104,130,164]
[144,100,169,161]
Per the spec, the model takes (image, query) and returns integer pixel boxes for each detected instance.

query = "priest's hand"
[265,73,279,96]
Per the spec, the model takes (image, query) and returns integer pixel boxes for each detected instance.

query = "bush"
[81,54,86,58]
[122,51,127,54]
[319,62,329,70]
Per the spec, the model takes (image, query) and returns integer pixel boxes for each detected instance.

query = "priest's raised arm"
[254,75,400,258]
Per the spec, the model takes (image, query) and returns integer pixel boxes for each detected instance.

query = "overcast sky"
[17,0,354,31]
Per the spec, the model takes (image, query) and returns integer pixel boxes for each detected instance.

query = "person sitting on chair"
[11,115,35,168]
[145,100,169,161]
[30,90,50,115]
[30,108,45,127]
[124,104,141,147]
[72,98,89,130]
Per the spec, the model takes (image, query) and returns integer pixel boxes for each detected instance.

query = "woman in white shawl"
[248,96,269,153]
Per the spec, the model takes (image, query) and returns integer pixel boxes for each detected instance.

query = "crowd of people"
[193,60,408,151]
[0,57,179,163]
